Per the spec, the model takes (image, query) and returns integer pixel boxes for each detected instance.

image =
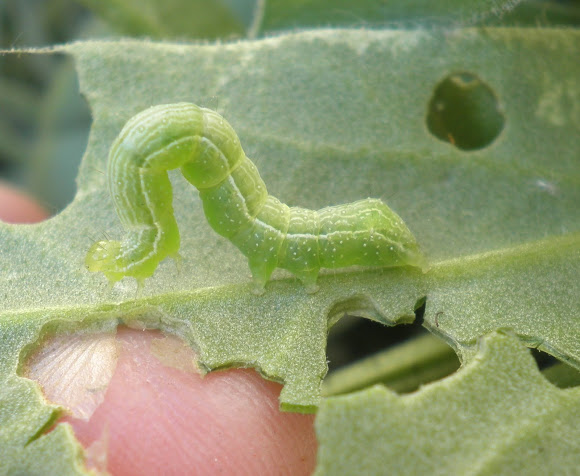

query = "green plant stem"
[322,333,460,396]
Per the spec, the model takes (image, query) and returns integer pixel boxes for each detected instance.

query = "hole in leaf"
[531,347,560,370]
[324,300,460,397]
[21,327,120,422]
[426,72,505,150]
[326,314,425,372]
[531,348,580,389]
[0,51,91,219]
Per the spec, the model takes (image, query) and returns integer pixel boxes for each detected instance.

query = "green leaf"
[425,233,580,367]
[1,27,578,471]
[315,331,580,475]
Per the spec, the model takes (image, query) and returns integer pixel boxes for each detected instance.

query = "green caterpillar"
[86,103,426,293]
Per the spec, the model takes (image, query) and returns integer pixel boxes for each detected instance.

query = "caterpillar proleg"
[86,103,426,293]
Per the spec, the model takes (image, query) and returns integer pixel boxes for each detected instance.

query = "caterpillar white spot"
[86,103,426,294]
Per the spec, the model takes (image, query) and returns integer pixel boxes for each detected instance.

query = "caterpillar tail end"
[398,230,429,274]
[413,246,431,274]
[408,249,430,274]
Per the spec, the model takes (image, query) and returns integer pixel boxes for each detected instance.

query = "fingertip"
[59,328,317,475]
[0,182,50,223]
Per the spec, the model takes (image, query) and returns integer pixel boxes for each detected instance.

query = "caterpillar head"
[85,240,126,284]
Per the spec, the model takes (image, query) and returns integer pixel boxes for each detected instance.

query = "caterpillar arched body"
[86,103,425,293]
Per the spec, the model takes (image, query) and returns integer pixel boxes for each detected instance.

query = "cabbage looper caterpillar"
[86,103,426,293]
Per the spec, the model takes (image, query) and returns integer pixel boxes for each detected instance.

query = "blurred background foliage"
[0,0,578,383]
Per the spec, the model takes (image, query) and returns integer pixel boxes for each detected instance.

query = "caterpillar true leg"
[86,103,426,292]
